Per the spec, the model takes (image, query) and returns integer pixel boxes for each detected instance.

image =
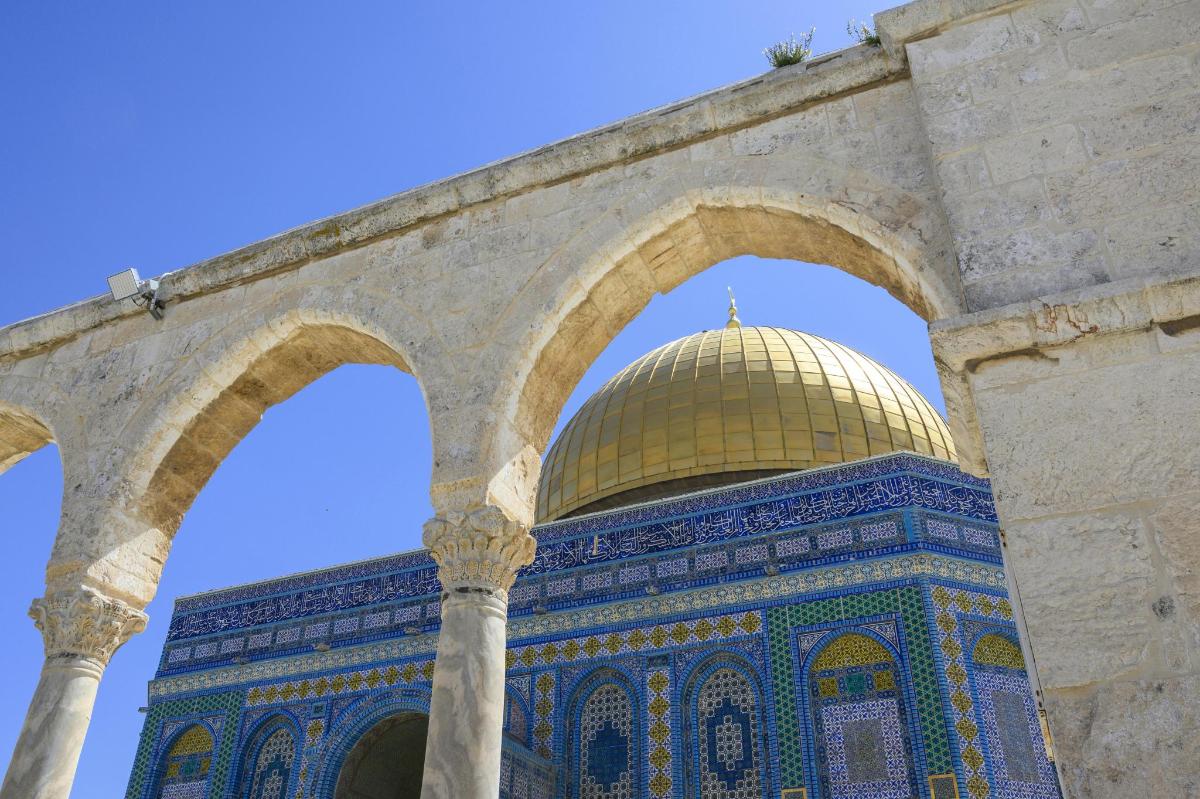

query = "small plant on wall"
[764,28,815,68]
[847,18,881,46]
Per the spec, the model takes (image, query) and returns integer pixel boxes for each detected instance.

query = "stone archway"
[333,713,429,799]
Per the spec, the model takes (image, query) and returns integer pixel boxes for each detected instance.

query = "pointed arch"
[566,668,641,799]
[802,629,920,799]
[967,628,1057,796]
[152,722,216,798]
[236,714,302,799]
[680,652,770,799]
[55,302,432,606]
[0,400,54,475]
[494,166,971,490]
[504,686,532,747]
[124,307,422,537]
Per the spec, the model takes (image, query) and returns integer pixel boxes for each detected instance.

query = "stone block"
[946,177,1052,238]
[960,225,1100,283]
[1003,511,1156,687]
[1046,145,1200,227]
[1008,53,1197,133]
[984,124,1088,184]
[1065,0,1200,70]
[1080,91,1200,159]
[1045,675,1200,798]
[966,43,1070,106]
[1104,203,1200,279]
[907,13,1023,77]
[975,338,1200,519]
[922,98,1014,152]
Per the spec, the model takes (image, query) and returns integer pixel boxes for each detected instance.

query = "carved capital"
[422,505,537,595]
[29,587,148,669]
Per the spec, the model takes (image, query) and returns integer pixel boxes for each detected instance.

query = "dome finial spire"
[726,287,742,329]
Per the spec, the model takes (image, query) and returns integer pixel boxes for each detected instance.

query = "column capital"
[422,505,537,595]
[28,586,147,671]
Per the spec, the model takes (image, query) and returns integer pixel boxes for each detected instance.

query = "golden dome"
[537,326,956,523]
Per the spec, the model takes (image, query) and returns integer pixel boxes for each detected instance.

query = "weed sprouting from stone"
[764,28,815,68]
[847,18,881,47]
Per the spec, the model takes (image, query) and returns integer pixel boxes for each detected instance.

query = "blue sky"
[0,2,926,795]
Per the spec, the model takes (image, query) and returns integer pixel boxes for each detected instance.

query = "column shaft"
[419,505,537,799]
[1,659,103,799]
[420,589,509,799]
[0,587,146,799]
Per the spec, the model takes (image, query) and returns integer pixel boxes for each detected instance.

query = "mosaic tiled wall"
[157,455,1000,678]
[130,456,1058,799]
[125,691,243,799]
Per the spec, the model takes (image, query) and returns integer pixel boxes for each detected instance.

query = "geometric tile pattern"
[974,667,1059,798]
[533,672,556,759]
[156,723,213,798]
[972,634,1025,671]
[818,700,913,799]
[163,454,997,656]
[245,659,434,706]
[245,726,296,799]
[929,585,1020,799]
[131,455,1049,799]
[808,632,918,799]
[507,612,761,672]
[767,587,950,793]
[125,692,243,799]
[577,681,636,799]
[646,668,673,798]
[693,665,764,799]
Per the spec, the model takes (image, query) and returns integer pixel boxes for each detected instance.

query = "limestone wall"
[901,0,1200,310]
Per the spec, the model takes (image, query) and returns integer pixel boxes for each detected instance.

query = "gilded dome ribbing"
[537,326,956,523]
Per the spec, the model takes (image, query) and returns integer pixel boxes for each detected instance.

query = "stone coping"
[0,42,902,361]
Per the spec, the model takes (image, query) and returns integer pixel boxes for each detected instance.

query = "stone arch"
[235,713,303,799]
[53,304,430,604]
[0,399,55,475]
[126,306,423,535]
[565,667,641,799]
[678,651,771,799]
[494,167,968,499]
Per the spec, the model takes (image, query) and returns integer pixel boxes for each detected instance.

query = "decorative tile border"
[163,454,994,650]
[150,554,1004,698]
[646,666,673,798]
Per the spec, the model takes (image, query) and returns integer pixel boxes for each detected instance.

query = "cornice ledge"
[930,269,1200,372]
[875,0,1024,59]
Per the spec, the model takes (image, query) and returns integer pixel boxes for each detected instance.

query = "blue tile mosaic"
[129,454,1056,799]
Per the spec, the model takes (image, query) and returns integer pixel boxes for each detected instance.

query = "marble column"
[1,586,147,799]
[419,506,537,799]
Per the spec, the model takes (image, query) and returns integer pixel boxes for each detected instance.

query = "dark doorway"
[333,713,428,799]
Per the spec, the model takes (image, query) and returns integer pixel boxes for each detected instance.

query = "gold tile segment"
[537,327,956,522]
